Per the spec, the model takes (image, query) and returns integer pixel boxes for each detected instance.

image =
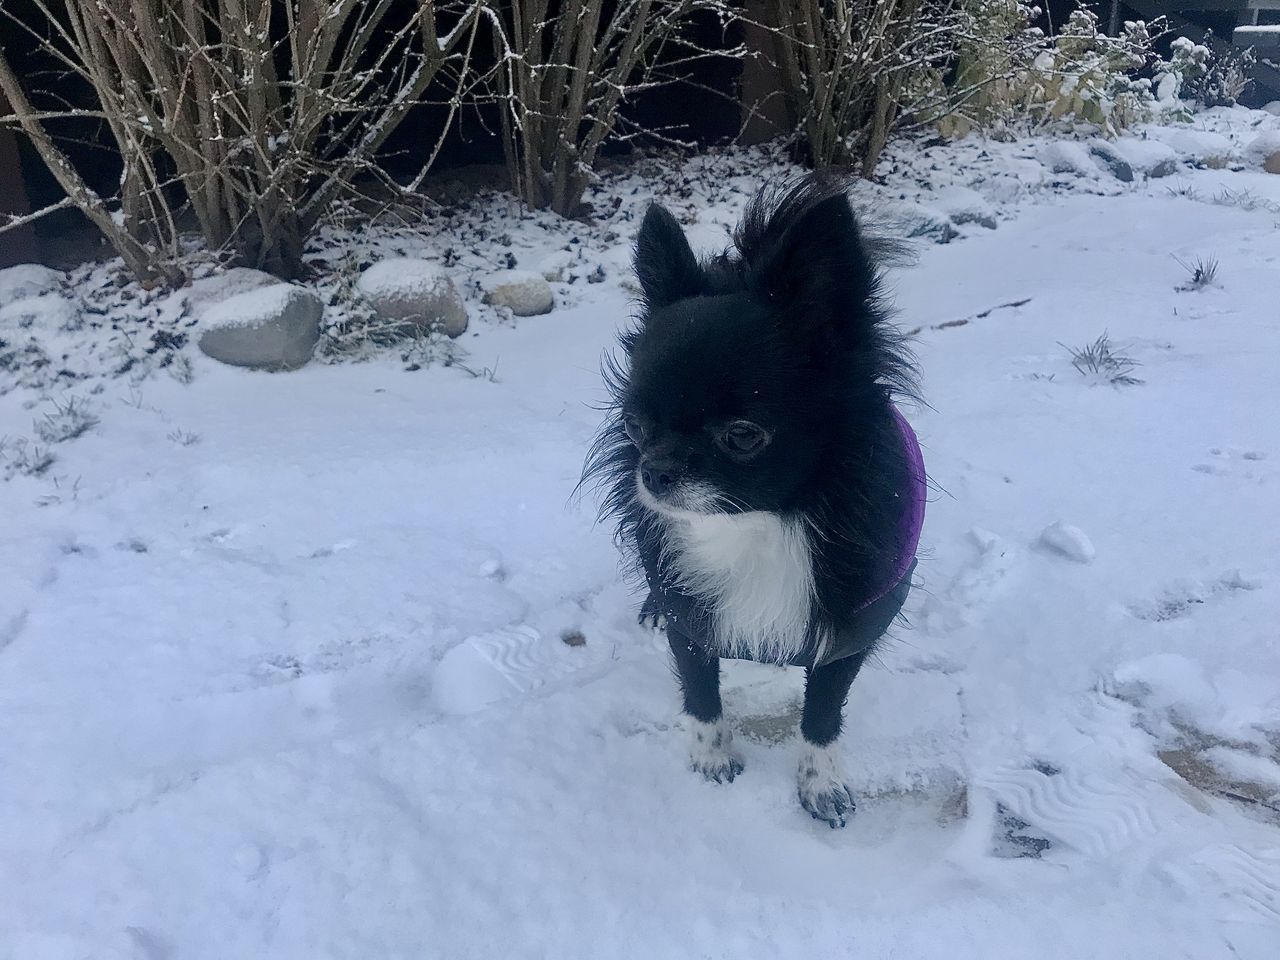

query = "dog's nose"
[641,460,681,498]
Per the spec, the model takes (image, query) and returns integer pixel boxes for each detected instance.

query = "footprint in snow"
[1127,570,1260,622]
[1192,446,1269,482]
[432,625,593,716]
[975,762,1161,860]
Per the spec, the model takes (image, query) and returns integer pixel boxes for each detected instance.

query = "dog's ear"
[634,204,703,309]
[736,178,878,332]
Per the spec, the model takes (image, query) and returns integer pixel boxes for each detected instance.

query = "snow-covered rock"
[1087,140,1134,182]
[184,267,279,319]
[1041,141,1100,179]
[0,293,82,334]
[357,258,468,338]
[1145,127,1234,168]
[1038,521,1096,563]
[933,186,998,229]
[0,264,65,309]
[1264,101,1280,117]
[889,202,959,243]
[197,283,322,371]
[481,269,555,316]
[1243,131,1280,174]
[1110,137,1179,179]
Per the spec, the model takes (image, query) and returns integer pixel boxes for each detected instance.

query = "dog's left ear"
[634,203,704,309]
[736,179,878,331]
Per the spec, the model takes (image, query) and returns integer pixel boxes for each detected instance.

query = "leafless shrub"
[0,1,490,284]
[490,0,741,216]
[1061,333,1143,386]
[754,0,963,173]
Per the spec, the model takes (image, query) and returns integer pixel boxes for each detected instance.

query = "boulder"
[889,202,959,244]
[1041,141,1100,179]
[1087,140,1134,182]
[357,258,468,338]
[481,269,555,316]
[0,293,82,334]
[932,186,997,229]
[1146,127,1234,169]
[197,283,322,370]
[0,264,65,309]
[1110,137,1179,179]
[1243,131,1280,174]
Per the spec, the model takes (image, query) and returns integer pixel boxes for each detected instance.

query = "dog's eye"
[718,421,770,457]
[622,414,647,446]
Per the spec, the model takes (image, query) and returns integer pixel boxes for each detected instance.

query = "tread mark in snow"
[977,763,1160,859]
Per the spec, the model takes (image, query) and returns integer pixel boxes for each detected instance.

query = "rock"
[197,283,322,371]
[1111,137,1179,179]
[1040,141,1100,179]
[1243,131,1280,173]
[0,294,82,333]
[1038,521,1096,563]
[1263,101,1280,117]
[357,258,468,338]
[1087,140,1134,182]
[0,264,65,309]
[1146,128,1234,169]
[890,202,959,244]
[184,267,278,319]
[933,186,998,229]
[481,269,555,316]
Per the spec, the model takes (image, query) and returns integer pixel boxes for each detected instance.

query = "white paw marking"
[797,743,856,828]
[689,718,744,783]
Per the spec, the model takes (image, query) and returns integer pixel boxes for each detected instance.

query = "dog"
[583,176,926,828]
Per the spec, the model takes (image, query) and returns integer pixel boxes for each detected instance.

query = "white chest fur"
[662,510,815,663]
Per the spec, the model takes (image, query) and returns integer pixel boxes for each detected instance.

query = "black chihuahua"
[584,177,926,827]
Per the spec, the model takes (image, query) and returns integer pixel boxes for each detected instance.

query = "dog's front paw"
[689,719,744,784]
[797,745,856,828]
[638,593,667,631]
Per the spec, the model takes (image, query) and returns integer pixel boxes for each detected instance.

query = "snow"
[1037,521,1096,563]
[4,110,1280,958]
[1243,131,1280,165]
[356,256,453,301]
[0,263,65,308]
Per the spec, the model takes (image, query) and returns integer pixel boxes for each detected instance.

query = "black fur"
[580,176,920,827]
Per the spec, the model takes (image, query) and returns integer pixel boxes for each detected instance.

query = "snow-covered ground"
[4,109,1280,958]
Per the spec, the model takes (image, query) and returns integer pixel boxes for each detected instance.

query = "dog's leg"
[668,629,742,783]
[797,651,868,827]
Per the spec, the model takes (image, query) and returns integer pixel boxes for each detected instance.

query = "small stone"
[481,269,555,316]
[560,628,587,648]
[197,283,323,370]
[357,258,468,338]
[1038,521,1096,563]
